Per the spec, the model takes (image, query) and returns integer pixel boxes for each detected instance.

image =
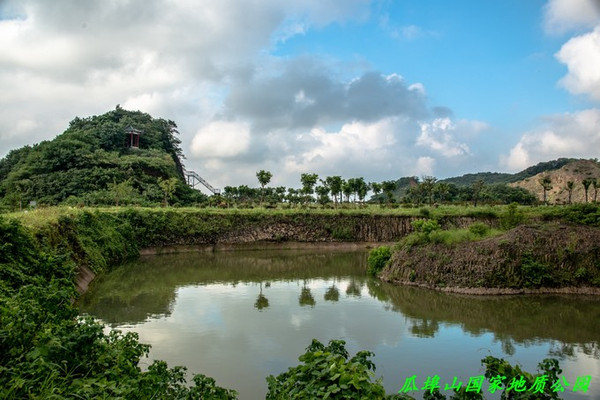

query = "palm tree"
[566,181,574,205]
[582,178,592,203]
[538,176,552,204]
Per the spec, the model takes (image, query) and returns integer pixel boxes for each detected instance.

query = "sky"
[1,0,600,191]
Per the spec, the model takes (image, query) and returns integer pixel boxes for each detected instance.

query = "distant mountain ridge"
[510,159,600,204]
[439,158,580,186]
[390,158,599,204]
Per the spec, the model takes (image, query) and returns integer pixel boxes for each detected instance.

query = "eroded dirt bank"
[380,223,600,294]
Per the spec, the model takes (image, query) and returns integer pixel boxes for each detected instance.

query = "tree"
[300,173,318,204]
[325,176,343,207]
[354,177,368,203]
[434,182,450,205]
[538,175,552,204]
[158,177,178,207]
[256,170,272,205]
[472,179,485,207]
[109,178,135,206]
[13,179,33,211]
[407,183,424,206]
[582,178,593,203]
[381,180,397,206]
[369,182,382,204]
[315,185,330,206]
[593,178,599,203]
[566,181,574,205]
[342,180,353,203]
[421,176,437,206]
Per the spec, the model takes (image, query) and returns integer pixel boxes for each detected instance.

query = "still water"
[79,248,600,399]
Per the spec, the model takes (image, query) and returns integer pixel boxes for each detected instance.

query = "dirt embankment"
[380,223,600,294]
[211,214,497,244]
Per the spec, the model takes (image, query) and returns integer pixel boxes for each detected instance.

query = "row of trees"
[224,171,401,207]
[254,280,363,311]
[540,175,600,204]
[220,171,537,207]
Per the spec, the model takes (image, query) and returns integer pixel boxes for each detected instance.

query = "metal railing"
[183,169,221,195]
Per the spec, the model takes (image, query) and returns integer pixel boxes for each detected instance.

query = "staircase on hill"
[183,169,221,195]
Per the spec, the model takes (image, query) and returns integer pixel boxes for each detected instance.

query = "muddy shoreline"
[383,278,600,296]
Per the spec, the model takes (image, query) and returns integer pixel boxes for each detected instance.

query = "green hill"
[385,158,592,205]
[440,158,579,186]
[0,106,206,208]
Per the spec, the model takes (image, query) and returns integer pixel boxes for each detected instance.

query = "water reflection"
[254,282,269,311]
[79,249,600,399]
[80,250,600,355]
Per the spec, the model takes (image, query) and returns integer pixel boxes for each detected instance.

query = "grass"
[4,203,597,230]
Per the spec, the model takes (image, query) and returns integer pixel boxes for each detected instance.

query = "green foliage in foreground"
[266,339,387,399]
[368,245,392,276]
[0,216,236,399]
[266,339,564,400]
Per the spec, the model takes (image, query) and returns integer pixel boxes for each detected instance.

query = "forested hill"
[0,106,205,207]
[440,158,579,186]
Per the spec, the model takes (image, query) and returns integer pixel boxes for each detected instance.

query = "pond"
[78,247,600,399]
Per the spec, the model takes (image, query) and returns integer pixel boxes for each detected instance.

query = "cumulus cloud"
[0,0,488,190]
[417,118,472,157]
[543,0,600,34]
[556,26,600,101]
[283,118,401,176]
[191,121,251,159]
[222,62,428,132]
[501,109,600,171]
[0,0,371,154]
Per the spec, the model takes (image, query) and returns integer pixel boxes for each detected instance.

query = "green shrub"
[428,229,473,246]
[367,246,392,276]
[520,252,552,288]
[574,267,589,281]
[332,226,354,240]
[469,222,490,236]
[500,202,525,230]
[266,339,387,399]
[409,269,417,282]
[412,219,440,235]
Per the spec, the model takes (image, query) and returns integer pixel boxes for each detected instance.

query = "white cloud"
[501,108,600,171]
[283,118,399,175]
[543,0,600,34]
[415,157,435,176]
[416,118,472,157]
[0,0,494,189]
[0,0,372,157]
[556,26,600,101]
[191,121,251,158]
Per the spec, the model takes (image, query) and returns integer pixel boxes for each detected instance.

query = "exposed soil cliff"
[380,223,600,294]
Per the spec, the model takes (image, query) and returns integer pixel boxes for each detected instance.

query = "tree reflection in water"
[254,281,269,311]
[299,280,316,307]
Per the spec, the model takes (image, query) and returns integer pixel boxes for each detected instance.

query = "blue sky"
[1,0,599,190]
